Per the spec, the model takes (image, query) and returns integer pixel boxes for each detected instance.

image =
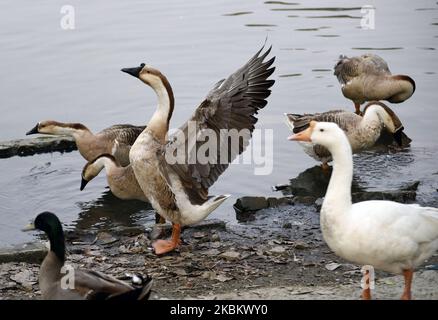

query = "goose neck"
[322,137,353,215]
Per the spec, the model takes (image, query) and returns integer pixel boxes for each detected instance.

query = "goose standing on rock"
[26,121,145,166]
[23,212,153,300]
[121,46,275,255]
[289,121,438,300]
[334,54,415,114]
[285,101,410,170]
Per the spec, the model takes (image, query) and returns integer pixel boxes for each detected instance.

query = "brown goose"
[285,101,410,170]
[334,53,415,114]
[80,154,165,224]
[23,212,153,300]
[81,154,147,202]
[26,121,145,166]
[121,46,275,254]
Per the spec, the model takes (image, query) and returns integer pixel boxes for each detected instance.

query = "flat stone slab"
[0,242,47,264]
[0,136,76,159]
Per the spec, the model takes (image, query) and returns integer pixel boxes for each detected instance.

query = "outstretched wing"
[164,46,275,204]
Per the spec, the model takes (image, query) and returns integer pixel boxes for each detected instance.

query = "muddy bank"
[1,202,437,300]
[0,136,76,158]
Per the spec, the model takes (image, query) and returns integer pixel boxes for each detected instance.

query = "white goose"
[289,121,438,300]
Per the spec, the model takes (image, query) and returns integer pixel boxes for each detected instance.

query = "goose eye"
[320,129,324,132]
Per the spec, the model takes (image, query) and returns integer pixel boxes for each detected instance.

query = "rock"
[292,196,317,205]
[0,136,76,159]
[267,197,293,207]
[294,241,309,250]
[211,234,220,242]
[282,222,292,229]
[277,166,365,198]
[0,242,47,264]
[220,251,240,261]
[193,232,207,239]
[233,197,268,214]
[401,181,420,191]
[234,196,294,221]
[352,190,416,203]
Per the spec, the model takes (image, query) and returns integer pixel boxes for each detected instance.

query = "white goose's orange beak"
[288,121,317,142]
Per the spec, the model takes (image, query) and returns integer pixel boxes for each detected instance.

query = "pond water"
[0,0,437,246]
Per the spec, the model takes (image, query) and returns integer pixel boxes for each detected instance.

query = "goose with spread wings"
[121,46,275,254]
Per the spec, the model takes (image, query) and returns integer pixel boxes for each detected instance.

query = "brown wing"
[164,46,275,204]
[73,269,134,299]
[286,110,361,161]
[334,54,390,85]
[286,110,360,134]
[99,124,146,146]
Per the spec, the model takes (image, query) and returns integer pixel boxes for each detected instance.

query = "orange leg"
[354,103,362,116]
[362,270,372,300]
[152,223,181,255]
[401,269,413,300]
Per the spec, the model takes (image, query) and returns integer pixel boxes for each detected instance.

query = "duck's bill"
[121,64,144,78]
[26,124,39,135]
[80,178,89,191]
[22,223,36,232]
[288,128,312,142]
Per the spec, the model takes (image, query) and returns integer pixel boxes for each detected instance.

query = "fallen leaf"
[215,274,233,282]
[220,251,240,260]
[325,262,342,271]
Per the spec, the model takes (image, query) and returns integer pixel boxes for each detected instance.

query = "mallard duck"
[285,101,410,170]
[289,121,438,300]
[23,212,153,300]
[334,54,415,114]
[26,121,145,166]
[120,46,275,254]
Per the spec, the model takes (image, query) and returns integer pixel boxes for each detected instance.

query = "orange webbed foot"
[152,239,181,255]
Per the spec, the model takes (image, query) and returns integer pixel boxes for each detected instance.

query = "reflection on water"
[245,24,277,27]
[223,11,253,16]
[264,1,299,5]
[307,15,361,19]
[1,0,437,245]
[279,73,302,77]
[74,190,154,232]
[352,47,404,50]
[270,7,362,11]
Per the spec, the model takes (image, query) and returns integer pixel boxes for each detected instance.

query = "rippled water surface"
[0,0,437,245]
